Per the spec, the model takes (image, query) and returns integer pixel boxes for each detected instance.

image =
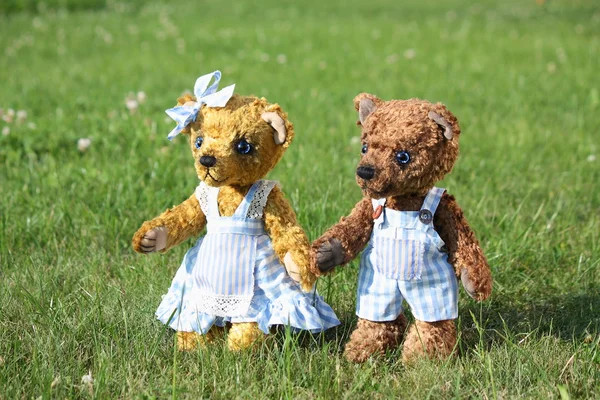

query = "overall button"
[419,209,433,224]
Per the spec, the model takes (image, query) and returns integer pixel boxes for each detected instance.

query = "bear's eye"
[236,139,253,155]
[194,136,203,149]
[395,150,411,165]
[361,144,368,154]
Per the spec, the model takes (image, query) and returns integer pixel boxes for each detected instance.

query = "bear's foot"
[227,322,265,351]
[402,319,456,364]
[176,326,224,351]
[344,314,408,363]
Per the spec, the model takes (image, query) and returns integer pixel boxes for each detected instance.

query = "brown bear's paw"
[227,322,266,351]
[461,267,493,301]
[344,314,408,363]
[311,238,345,275]
[401,319,457,364]
[176,326,224,351]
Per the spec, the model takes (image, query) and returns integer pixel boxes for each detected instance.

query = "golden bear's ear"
[261,109,287,145]
[176,93,196,106]
[353,93,381,126]
[262,112,286,144]
[175,93,197,135]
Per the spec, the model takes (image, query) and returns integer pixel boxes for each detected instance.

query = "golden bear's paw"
[401,319,457,365]
[176,326,224,351]
[227,322,266,351]
[133,226,168,254]
[344,315,408,363]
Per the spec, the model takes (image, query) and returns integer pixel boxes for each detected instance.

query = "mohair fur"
[310,93,492,364]
[133,93,315,351]
[176,326,224,351]
[344,314,408,363]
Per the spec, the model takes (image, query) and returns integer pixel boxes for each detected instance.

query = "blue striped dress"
[356,187,459,323]
[156,180,340,334]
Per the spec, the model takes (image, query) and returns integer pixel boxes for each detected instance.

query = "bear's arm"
[132,193,206,254]
[310,197,374,274]
[434,193,492,301]
[263,185,316,291]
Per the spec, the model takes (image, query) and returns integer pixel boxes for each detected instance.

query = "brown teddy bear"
[310,93,492,364]
[132,71,339,351]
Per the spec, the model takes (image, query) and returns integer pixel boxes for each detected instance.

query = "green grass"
[1,0,599,398]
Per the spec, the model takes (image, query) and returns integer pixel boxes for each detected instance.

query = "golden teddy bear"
[132,71,339,351]
[310,93,492,364]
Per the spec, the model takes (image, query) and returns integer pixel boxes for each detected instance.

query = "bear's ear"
[177,93,196,106]
[428,111,453,140]
[261,111,287,145]
[353,93,380,126]
[175,93,198,135]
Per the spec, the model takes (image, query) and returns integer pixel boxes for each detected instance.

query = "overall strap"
[419,187,446,225]
[245,180,278,219]
[195,182,221,217]
[233,180,264,218]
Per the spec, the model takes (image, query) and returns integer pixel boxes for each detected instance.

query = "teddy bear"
[310,93,492,364]
[132,71,339,351]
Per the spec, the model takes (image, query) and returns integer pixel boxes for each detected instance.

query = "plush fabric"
[311,93,492,364]
[133,84,332,351]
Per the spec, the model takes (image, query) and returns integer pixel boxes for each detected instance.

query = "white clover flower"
[587,154,596,162]
[81,371,93,385]
[404,49,416,59]
[2,126,9,136]
[136,91,147,104]
[3,109,15,123]
[276,54,287,64]
[16,110,27,123]
[125,97,139,113]
[77,138,92,152]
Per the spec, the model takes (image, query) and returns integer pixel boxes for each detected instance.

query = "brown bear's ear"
[261,111,287,145]
[353,93,380,126]
[428,111,453,140]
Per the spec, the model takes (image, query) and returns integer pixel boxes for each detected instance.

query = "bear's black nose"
[200,156,217,167]
[356,165,375,180]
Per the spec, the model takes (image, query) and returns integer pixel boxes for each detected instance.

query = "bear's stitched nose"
[356,165,375,180]
[200,156,217,168]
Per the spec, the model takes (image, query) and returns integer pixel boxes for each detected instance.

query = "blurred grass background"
[1,0,599,398]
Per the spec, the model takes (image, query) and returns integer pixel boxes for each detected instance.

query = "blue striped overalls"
[356,187,459,322]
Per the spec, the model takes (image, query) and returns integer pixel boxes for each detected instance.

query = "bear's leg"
[401,319,457,364]
[344,314,408,363]
[176,326,225,351]
[227,322,265,351]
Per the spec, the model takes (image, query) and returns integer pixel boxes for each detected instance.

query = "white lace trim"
[195,294,253,317]
[195,183,210,216]
[247,180,277,219]
[195,180,277,219]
